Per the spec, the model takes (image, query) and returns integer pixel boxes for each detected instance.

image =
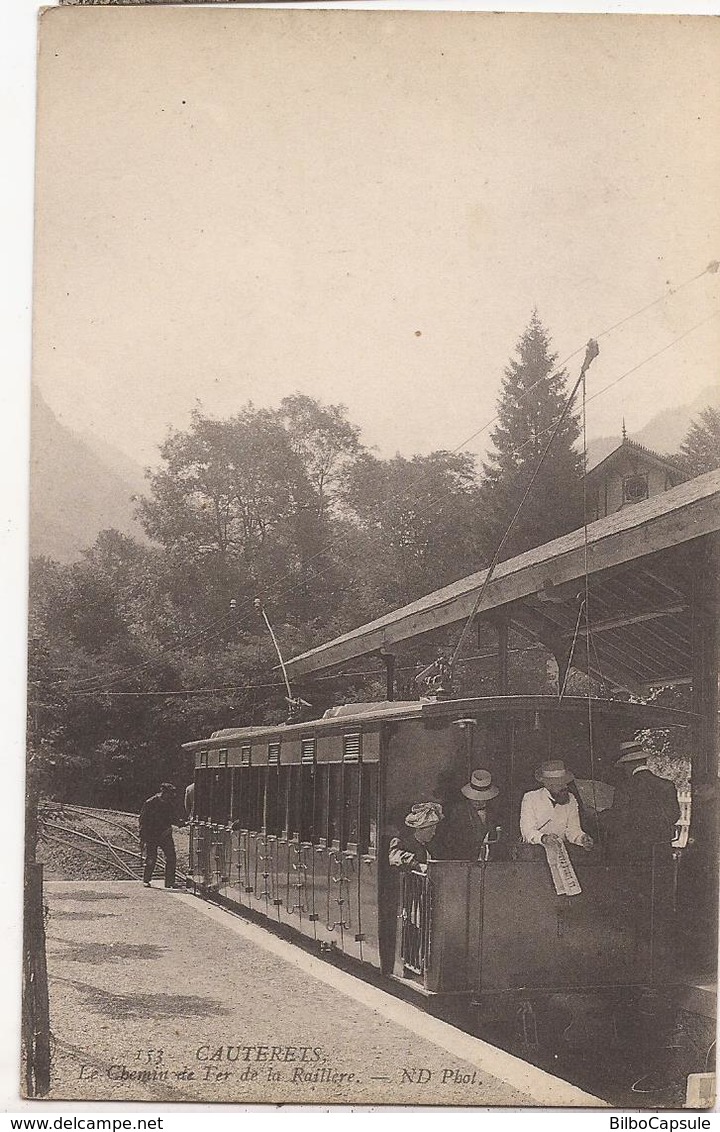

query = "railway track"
[40,804,190,885]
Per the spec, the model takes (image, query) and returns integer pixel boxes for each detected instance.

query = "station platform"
[43,881,604,1107]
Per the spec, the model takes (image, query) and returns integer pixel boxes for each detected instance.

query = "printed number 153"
[136,1050,164,1065]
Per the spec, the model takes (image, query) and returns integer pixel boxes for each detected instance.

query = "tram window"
[238,766,252,829]
[229,768,241,823]
[195,768,210,821]
[278,766,291,838]
[243,767,260,832]
[257,767,267,832]
[300,764,315,843]
[343,763,361,849]
[328,763,343,848]
[208,771,215,822]
[213,770,230,824]
[265,766,282,835]
[287,765,303,840]
[314,765,330,845]
[360,763,378,854]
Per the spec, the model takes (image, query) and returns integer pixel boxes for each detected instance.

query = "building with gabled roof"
[584,431,687,521]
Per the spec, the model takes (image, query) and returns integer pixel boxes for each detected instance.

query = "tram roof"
[284,468,720,690]
[182,695,690,750]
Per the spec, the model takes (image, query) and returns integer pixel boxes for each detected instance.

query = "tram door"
[312,732,378,962]
[233,747,252,905]
[258,747,282,920]
[358,759,380,968]
[213,755,233,895]
[284,752,316,933]
[191,761,210,884]
[319,761,345,950]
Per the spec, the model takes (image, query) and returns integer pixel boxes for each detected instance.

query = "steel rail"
[43,832,140,881]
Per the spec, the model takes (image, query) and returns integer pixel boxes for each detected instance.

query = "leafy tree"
[139,407,311,561]
[137,407,317,621]
[342,450,482,605]
[479,313,583,560]
[674,405,720,476]
[278,394,363,520]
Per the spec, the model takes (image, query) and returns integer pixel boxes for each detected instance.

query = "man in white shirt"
[520,759,594,851]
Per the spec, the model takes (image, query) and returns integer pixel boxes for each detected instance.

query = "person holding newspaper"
[520,760,594,851]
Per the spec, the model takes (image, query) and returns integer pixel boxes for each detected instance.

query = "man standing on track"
[139,782,181,889]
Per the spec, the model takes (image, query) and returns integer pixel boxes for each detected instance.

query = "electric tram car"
[183,694,694,1020]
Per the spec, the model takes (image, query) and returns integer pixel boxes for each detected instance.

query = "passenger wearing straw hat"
[520,760,594,851]
[607,740,680,863]
[388,801,444,871]
[434,770,503,862]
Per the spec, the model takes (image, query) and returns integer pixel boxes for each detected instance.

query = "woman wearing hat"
[433,770,503,862]
[520,760,594,851]
[388,802,444,871]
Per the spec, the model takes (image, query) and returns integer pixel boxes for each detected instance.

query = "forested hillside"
[28,320,711,810]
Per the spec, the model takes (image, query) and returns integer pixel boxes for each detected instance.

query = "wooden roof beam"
[285,471,720,677]
[590,604,687,634]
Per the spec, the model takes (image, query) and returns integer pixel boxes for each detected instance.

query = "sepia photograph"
[18,4,720,1111]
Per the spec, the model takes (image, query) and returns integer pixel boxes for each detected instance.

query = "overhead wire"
[186,264,720,632]
[449,338,600,670]
[238,299,720,637]
[48,609,236,694]
[449,260,718,454]
[507,309,720,467]
[581,355,601,841]
[36,263,720,700]
[61,644,545,698]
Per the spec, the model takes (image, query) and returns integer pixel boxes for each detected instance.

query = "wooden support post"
[381,652,396,702]
[690,532,719,784]
[22,863,51,1097]
[497,613,509,695]
[686,532,719,966]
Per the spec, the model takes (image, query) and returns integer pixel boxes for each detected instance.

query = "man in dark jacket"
[139,782,181,888]
[434,769,503,862]
[608,741,680,864]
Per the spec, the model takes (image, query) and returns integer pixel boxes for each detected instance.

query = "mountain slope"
[586,383,720,470]
[30,388,147,563]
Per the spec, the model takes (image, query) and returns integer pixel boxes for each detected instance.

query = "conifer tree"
[479,313,583,560]
[675,405,720,476]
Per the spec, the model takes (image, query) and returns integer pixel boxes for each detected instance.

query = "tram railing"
[211,826,232,887]
[396,855,677,996]
[189,822,228,886]
[400,869,432,976]
[189,822,208,881]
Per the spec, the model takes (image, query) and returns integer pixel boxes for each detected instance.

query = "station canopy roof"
[285,468,720,694]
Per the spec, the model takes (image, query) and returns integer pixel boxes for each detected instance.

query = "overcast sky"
[33,8,720,468]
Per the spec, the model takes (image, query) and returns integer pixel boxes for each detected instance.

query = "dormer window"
[622,474,648,505]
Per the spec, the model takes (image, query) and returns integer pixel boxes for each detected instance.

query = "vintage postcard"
[22,5,720,1111]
